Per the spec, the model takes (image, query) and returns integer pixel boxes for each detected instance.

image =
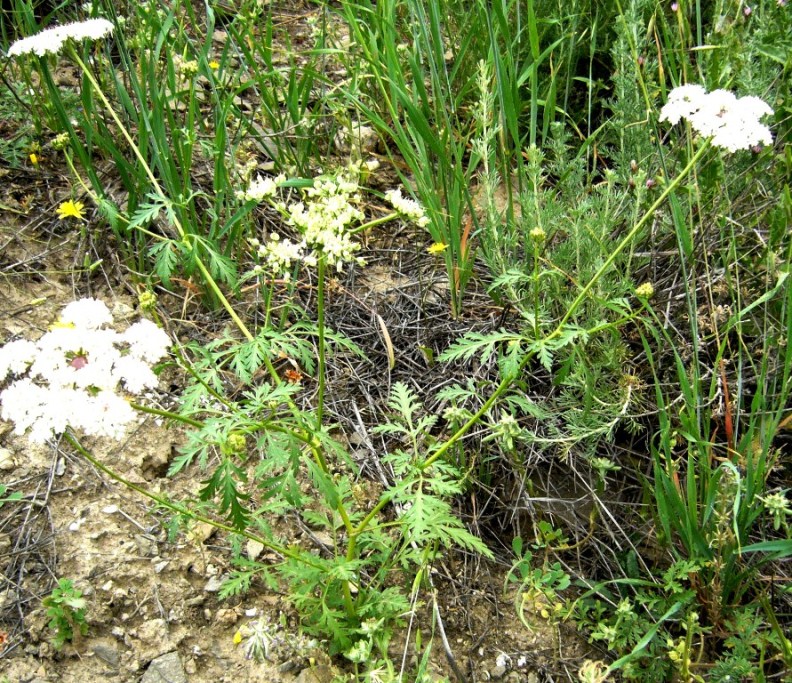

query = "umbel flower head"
[660,85,773,153]
[249,173,365,278]
[0,298,171,443]
[7,18,114,57]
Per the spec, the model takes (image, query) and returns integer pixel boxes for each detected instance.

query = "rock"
[190,522,216,543]
[111,301,135,321]
[134,534,158,557]
[0,447,15,471]
[294,665,336,683]
[134,619,174,656]
[203,574,226,593]
[246,539,265,560]
[141,652,187,683]
[93,641,120,668]
[216,608,238,626]
[334,123,378,155]
[490,664,507,679]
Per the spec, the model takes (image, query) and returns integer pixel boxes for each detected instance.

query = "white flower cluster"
[236,174,286,202]
[7,18,114,58]
[0,298,171,443]
[288,176,365,270]
[248,174,367,278]
[254,233,312,281]
[385,188,431,228]
[660,84,773,153]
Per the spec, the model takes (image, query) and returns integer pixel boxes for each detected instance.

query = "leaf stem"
[63,430,324,570]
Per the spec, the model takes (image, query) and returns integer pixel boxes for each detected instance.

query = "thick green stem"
[64,430,324,570]
[68,48,265,352]
[316,255,327,427]
[349,211,400,235]
[129,402,204,428]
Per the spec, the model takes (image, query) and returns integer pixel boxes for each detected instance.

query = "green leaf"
[128,193,168,232]
[148,240,184,287]
[439,329,523,365]
[199,457,250,530]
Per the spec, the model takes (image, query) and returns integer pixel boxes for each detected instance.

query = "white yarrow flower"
[122,319,172,362]
[113,356,159,394]
[0,339,38,380]
[0,298,170,443]
[236,174,285,202]
[7,18,114,58]
[661,85,774,153]
[658,84,708,125]
[257,234,306,279]
[60,297,113,329]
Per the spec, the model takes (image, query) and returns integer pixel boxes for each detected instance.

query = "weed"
[42,579,89,650]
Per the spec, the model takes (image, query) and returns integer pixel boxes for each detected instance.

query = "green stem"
[532,240,541,339]
[68,48,265,351]
[349,211,400,235]
[129,402,204,428]
[316,255,327,427]
[64,430,324,570]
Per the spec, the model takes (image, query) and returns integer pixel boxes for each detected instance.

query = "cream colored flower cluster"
[660,84,773,153]
[236,174,286,202]
[251,174,365,278]
[8,18,114,57]
[385,188,431,227]
[0,299,170,443]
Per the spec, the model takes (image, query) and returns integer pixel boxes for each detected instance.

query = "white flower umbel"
[660,85,774,152]
[256,233,308,280]
[0,298,170,443]
[236,174,285,202]
[60,297,114,329]
[658,84,708,125]
[121,318,172,363]
[7,18,114,58]
[286,175,365,271]
[385,188,431,228]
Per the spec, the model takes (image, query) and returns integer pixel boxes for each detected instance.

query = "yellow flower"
[49,320,76,331]
[29,153,39,166]
[57,199,86,221]
[209,60,220,70]
[232,630,243,645]
[427,242,448,255]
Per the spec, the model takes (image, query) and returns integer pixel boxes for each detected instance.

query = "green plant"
[0,483,23,509]
[42,579,89,650]
[337,0,593,317]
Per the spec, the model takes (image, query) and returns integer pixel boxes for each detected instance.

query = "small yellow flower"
[427,242,448,255]
[29,153,39,166]
[635,282,655,299]
[57,199,86,221]
[232,629,243,645]
[209,60,220,70]
[49,320,76,331]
